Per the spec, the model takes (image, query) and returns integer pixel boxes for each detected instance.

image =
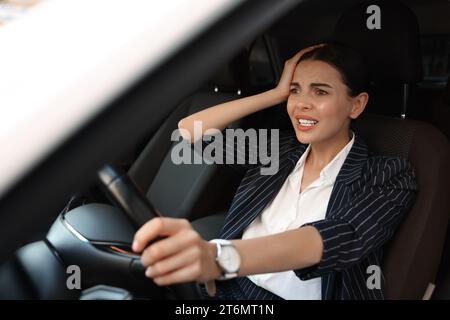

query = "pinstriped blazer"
[195,128,417,300]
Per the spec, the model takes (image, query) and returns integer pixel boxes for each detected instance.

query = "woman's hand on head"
[132,217,222,286]
[274,43,326,101]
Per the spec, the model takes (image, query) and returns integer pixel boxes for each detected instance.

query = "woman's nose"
[296,98,313,110]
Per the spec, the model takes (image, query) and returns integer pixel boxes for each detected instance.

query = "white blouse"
[241,131,355,300]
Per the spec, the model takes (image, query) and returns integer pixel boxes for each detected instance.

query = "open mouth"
[298,119,319,127]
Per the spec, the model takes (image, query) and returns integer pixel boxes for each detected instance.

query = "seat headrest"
[204,49,250,92]
[331,0,423,84]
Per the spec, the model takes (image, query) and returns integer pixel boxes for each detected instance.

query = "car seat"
[128,50,251,224]
[332,0,450,299]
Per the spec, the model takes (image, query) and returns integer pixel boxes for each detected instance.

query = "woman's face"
[287,59,360,145]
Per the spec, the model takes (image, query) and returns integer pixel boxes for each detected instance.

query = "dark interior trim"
[0,0,303,264]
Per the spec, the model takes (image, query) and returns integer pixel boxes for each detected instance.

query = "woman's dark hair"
[298,42,369,97]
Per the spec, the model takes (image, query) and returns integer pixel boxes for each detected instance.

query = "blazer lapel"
[324,133,369,218]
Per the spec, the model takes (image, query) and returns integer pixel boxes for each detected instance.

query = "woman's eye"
[315,89,328,95]
[290,88,299,94]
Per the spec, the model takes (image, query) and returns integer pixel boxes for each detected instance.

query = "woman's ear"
[350,92,369,120]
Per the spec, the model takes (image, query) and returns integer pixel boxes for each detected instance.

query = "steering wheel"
[97,165,204,300]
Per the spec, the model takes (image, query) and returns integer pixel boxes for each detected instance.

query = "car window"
[248,37,276,87]
[419,34,450,89]
[0,0,44,27]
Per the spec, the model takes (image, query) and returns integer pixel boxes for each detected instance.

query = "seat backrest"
[430,82,450,141]
[353,114,450,299]
[334,0,450,299]
[128,50,250,221]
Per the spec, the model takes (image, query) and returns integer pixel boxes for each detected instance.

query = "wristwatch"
[209,239,241,280]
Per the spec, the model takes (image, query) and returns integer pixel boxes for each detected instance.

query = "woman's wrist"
[266,88,288,106]
[208,241,222,280]
[203,242,221,297]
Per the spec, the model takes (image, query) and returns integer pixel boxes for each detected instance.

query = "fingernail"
[132,240,139,252]
[145,267,153,277]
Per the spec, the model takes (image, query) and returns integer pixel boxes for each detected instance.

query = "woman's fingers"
[152,261,203,286]
[290,43,326,62]
[276,42,328,94]
[281,43,327,79]
[145,245,200,279]
[133,217,191,253]
[305,43,327,53]
[131,216,215,286]
[140,227,201,266]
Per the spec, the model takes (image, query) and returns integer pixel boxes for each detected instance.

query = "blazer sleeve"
[294,157,418,280]
[186,128,292,176]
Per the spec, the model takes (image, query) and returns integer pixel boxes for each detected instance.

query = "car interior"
[0,0,449,300]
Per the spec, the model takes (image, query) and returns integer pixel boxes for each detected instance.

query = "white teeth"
[298,119,318,126]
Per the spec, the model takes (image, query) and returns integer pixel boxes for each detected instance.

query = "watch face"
[219,245,241,273]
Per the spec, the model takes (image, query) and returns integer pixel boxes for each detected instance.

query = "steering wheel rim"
[97,164,204,300]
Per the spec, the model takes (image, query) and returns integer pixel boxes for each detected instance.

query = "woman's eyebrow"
[310,82,333,88]
[290,82,333,89]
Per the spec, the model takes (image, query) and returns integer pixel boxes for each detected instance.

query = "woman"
[131,43,417,299]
